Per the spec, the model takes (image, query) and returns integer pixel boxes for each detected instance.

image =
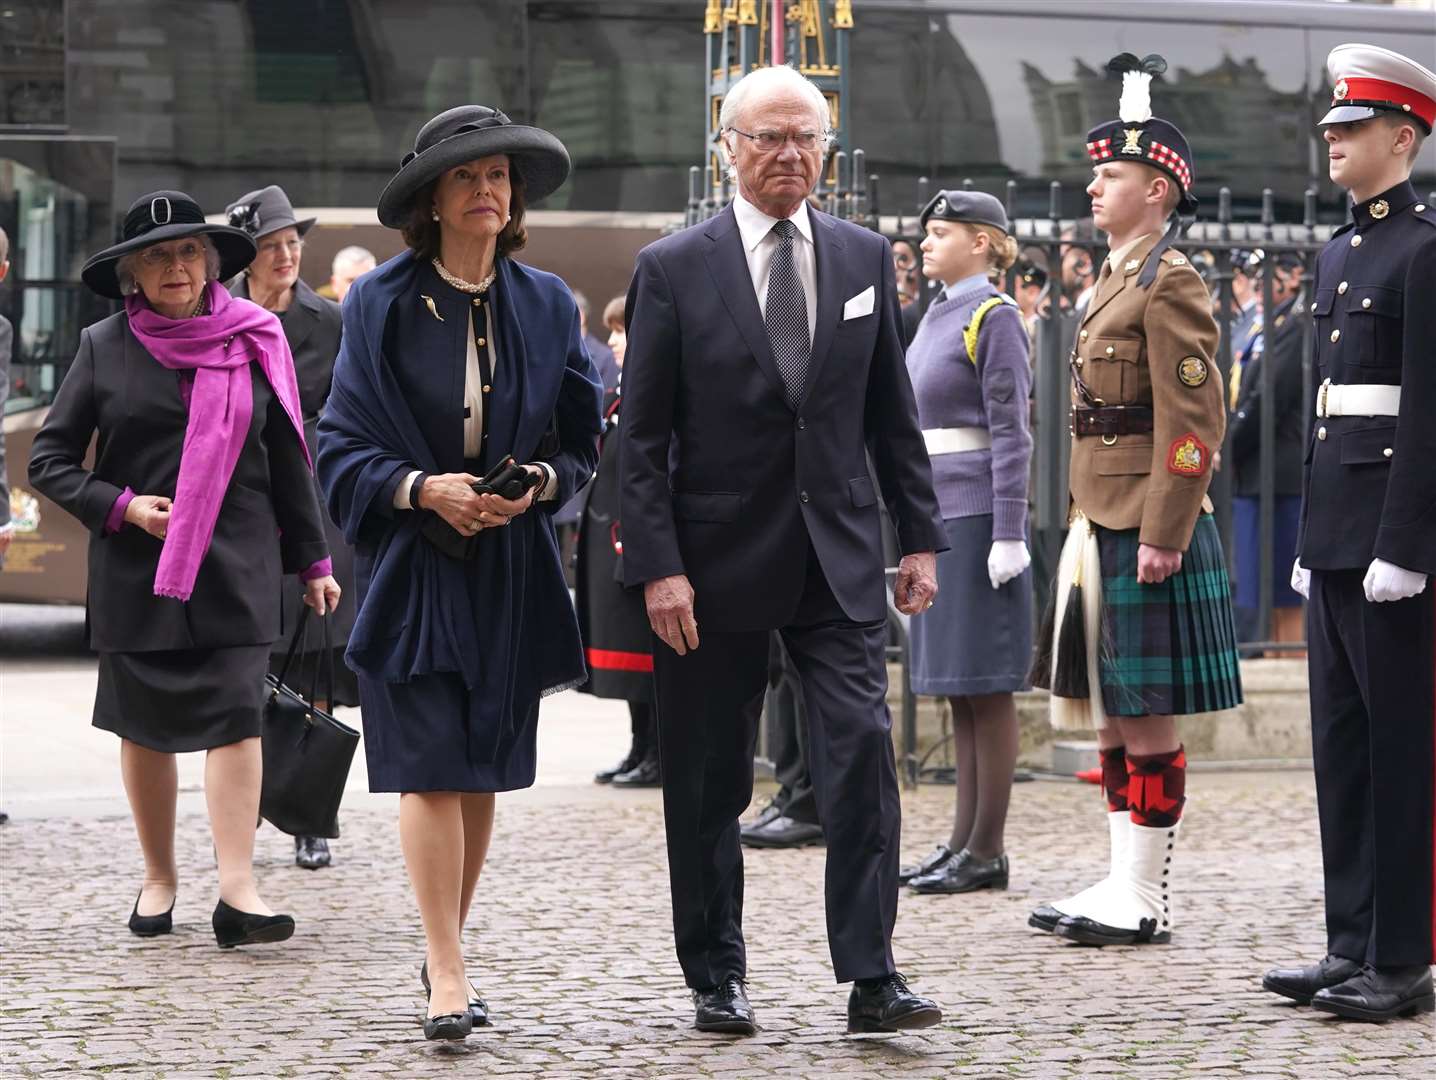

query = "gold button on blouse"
[1337,281,1348,294]
[472,297,483,307]
[1330,329,1341,343]
[1351,234,1362,247]
[482,384,492,393]
[477,337,486,346]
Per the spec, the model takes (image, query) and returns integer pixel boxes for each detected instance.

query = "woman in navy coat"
[316,106,601,1042]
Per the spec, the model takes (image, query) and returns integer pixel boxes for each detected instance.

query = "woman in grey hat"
[28,190,340,948]
[316,106,602,1041]
[898,189,1035,897]
[226,184,354,872]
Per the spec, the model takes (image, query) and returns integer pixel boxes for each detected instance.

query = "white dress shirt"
[731,192,818,347]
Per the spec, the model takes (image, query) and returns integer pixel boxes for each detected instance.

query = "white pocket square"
[843,285,875,320]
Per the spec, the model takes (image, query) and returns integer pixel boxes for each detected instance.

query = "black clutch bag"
[260,608,360,839]
[420,454,544,560]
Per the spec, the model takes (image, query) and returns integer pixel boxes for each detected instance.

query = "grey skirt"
[94,645,269,753]
[910,514,1033,697]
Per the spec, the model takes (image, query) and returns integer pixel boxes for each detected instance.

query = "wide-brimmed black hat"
[224,185,317,240]
[376,105,571,228]
[82,191,257,300]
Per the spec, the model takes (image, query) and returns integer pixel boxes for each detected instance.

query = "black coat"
[619,204,945,631]
[1297,181,1436,576]
[231,277,355,652]
[1229,294,1306,497]
[28,312,328,652]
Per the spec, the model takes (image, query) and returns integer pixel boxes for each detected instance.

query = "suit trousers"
[1308,569,1435,967]
[652,550,901,987]
[766,634,819,824]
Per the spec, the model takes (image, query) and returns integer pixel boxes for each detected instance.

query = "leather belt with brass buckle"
[1072,405,1154,438]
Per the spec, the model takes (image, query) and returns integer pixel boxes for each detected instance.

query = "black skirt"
[94,645,270,752]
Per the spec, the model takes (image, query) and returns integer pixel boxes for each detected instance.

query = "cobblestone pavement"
[3,767,1433,1078]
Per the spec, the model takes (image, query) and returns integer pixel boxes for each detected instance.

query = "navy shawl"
[317,251,602,720]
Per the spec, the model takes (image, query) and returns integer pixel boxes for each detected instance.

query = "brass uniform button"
[1330,329,1341,343]
[1383,448,1394,458]
[1418,204,1428,213]
[1105,345,1115,357]
[1317,427,1327,441]
[1079,330,1089,341]
[1075,357,1085,367]
[1362,298,1372,309]
[1337,281,1348,294]
[1351,234,1362,248]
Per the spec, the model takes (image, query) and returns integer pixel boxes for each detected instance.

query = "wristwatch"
[410,472,430,510]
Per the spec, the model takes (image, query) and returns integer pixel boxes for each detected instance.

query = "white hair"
[718,65,831,177]
[331,244,376,274]
[116,234,222,296]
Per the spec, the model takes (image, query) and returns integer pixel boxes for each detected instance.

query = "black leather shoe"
[899,844,953,886]
[421,960,490,1027]
[295,835,332,870]
[847,973,942,1033]
[212,899,295,948]
[1311,965,1435,1022]
[741,799,785,837]
[693,976,756,1035]
[128,891,175,937]
[1262,954,1362,1005]
[740,814,824,849]
[909,849,1008,894]
[1028,905,1064,933]
[595,748,642,784]
[611,753,661,787]
[423,1011,473,1041]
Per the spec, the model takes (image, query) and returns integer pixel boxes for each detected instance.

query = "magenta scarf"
[124,280,309,601]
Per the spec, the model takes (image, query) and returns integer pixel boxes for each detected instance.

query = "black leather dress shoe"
[611,753,661,787]
[741,800,784,837]
[595,748,642,784]
[1028,905,1064,933]
[740,814,824,849]
[1311,965,1434,1022]
[422,960,490,1027]
[693,976,756,1035]
[212,900,295,948]
[1262,954,1362,1005]
[128,892,175,937]
[909,849,1008,894]
[899,844,953,886]
[295,835,332,870]
[847,973,942,1033]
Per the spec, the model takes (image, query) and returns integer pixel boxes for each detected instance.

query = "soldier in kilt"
[1029,54,1242,948]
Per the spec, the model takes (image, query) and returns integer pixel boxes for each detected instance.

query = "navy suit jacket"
[619,203,944,632]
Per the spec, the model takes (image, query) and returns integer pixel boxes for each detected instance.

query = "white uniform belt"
[923,427,992,455]
[1316,381,1401,419]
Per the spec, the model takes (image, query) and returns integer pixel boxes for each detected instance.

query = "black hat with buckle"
[224,184,317,241]
[81,191,257,300]
[376,105,571,228]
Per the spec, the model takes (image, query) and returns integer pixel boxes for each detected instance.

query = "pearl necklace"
[188,292,210,318]
[432,258,497,295]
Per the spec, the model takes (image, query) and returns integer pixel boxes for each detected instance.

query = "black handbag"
[420,454,545,560]
[260,608,360,839]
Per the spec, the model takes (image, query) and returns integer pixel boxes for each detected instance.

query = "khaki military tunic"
[1068,232,1223,552]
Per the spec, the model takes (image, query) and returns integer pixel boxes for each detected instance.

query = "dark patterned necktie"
[765,219,810,406]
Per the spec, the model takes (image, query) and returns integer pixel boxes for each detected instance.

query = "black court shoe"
[294,835,332,870]
[128,892,175,937]
[212,899,295,948]
[421,960,490,1027]
[423,1011,473,1041]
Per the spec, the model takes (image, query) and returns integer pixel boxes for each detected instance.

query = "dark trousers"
[766,635,819,824]
[1308,569,1435,967]
[652,554,901,987]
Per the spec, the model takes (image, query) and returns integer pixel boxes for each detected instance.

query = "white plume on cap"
[1119,70,1154,124]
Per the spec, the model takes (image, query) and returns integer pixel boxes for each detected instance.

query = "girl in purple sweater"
[899,190,1035,896]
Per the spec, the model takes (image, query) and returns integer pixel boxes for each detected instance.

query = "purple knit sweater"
[904,278,1033,540]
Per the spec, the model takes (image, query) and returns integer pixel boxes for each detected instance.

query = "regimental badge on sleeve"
[1177,356,1208,387]
[1167,433,1209,476]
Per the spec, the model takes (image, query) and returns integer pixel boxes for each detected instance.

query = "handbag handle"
[303,611,336,714]
[274,605,312,688]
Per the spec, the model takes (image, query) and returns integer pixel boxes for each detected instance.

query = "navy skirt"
[1232,494,1303,610]
[910,514,1033,697]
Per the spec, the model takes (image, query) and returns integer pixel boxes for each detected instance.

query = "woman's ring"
[469,518,481,530]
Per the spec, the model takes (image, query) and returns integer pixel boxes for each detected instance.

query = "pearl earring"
[431,209,440,221]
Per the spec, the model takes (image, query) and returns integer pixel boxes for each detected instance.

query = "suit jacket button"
[1317,426,1327,440]
[797,417,806,430]
[800,491,810,503]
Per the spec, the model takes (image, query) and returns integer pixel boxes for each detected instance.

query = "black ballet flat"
[421,959,490,1026]
[423,1011,472,1041]
[212,899,295,949]
[128,892,175,937]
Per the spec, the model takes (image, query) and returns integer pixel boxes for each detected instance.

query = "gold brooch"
[420,294,444,322]
[1334,79,1349,101]
[1121,128,1144,155]
[1369,199,1389,220]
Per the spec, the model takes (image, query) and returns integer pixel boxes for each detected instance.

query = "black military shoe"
[1311,964,1435,1022]
[693,976,756,1035]
[611,752,661,788]
[1261,954,1362,1005]
[595,748,642,784]
[294,835,332,870]
[899,844,953,885]
[846,973,942,1033]
[908,849,1008,894]
[739,814,824,849]
[741,799,784,837]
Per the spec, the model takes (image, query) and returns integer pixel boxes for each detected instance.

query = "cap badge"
[1333,79,1349,101]
[934,196,948,216]
[1178,356,1208,388]
[1121,128,1144,155]
[1369,199,1389,220]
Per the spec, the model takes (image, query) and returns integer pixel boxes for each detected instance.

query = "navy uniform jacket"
[1296,181,1436,575]
[619,203,944,631]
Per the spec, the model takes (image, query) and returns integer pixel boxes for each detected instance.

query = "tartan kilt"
[1098,514,1243,718]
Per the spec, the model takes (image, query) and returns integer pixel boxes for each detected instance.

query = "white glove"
[1290,559,1310,600]
[987,539,1031,590]
[1363,559,1428,603]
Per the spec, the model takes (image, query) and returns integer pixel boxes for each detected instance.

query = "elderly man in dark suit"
[620,64,946,1036]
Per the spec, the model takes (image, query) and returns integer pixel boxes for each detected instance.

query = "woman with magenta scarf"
[29,190,341,950]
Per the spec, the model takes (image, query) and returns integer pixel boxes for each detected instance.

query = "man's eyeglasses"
[139,241,205,268]
[727,128,828,152]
